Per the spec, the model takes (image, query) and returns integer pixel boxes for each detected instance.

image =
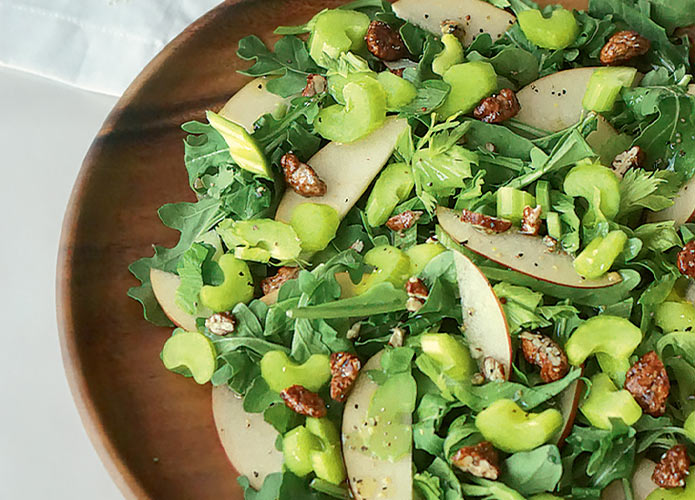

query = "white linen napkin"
[0,0,221,96]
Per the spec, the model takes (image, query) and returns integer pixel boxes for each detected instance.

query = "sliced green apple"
[601,459,657,500]
[219,77,290,133]
[275,117,408,222]
[452,250,512,379]
[150,268,199,332]
[437,206,622,288]
[647,176,695,226]
[392,0,516,46]
[342,352,412,500]
[212,385,284,490]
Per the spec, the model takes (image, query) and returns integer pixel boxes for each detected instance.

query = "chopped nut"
[520,331,569,383]
[600,30,651,65]
[349,239,365,253]
[611,146,645,178]
[520,205,543,236]
[451,442,501,480]
[346,321,362,340]
[388,327,405,347]
[280,385,327,418]
[441,19,463,36]
[482,357,506,382]
[624,351,670,417]
[406,297,424,313]
[678,241,695,278]
[386,210,423,231]
[330,352,362,402]
[261,266,300,295]
[425,235,439,244]
[485,142,497,153]
[652,444,691,489]
[205,312,236,336]
[543,235,559,253]
[471,373,486,385]
[365,20,409,61]
[406,277,429,313]
[460,209,513,233]
[280,153,327,198]
[301,74,327,97]
[473,89,520,124]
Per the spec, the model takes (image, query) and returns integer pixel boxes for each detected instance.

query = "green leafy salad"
[128,0,695,498]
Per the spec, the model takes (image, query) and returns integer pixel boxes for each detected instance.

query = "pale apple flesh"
[342,351,412,500]
[150,268,199,332]
[275,117,408,223]
[647,175,695,227]
[392,0,516,46]
[212,385,284,490]
[437,207,622,288]
[554,378,583,446]
[601,459,657,500]
[219,77,290,132]
[452,250,513,379]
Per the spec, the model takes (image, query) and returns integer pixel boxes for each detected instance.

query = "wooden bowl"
[57,0,587,498]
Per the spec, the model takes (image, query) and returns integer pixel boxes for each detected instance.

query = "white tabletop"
[0,66,123,499]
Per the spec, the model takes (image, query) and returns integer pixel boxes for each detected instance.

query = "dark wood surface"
[57,0,586,498]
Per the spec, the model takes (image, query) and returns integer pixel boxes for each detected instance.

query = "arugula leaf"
[648,0,695,33]
[442,415,480,459]
[622,86,695,179]
[398,80,450,116]
[237,35,322,97]
[288,282,407,319]
[413,470,444,500]
[462,477,525,500]
[413,393,455,456]
[182,121,232,189]
[128,198,225,325]
[502,445,563,496]
[175,242,216,315]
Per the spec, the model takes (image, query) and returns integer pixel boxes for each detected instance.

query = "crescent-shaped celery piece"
[342,352,412,500]
[275,117,408,222]
[437,207,622,288]
[212,385,284,490]
[392,0,516,46]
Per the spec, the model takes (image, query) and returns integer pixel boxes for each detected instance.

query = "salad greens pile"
[129,0,695,498]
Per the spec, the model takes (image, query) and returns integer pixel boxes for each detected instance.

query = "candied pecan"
[330,352,362,402]
[612,146,645,178]
[460,209,513,233]
[520,205,543,236]
[678,241,695,278]
[482,357,506,382]
[520,332,569,383]
[451,442,501,480]
[261,266,300,295]
[205,312,236,336]
[280,385,327,418]
[365,20,409,61]
[406,277,429,313]
[473,89,520,124]
[543,235,559,253]
[600,30,651,65]
[624,351,670,417]
[386,210,423,231]
[301,74,327,97]
[652,444,691,489]
[441,19,463,36]
[280,153,327,197]
[389,67,405,77]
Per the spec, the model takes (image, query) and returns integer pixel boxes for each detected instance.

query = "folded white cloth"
[0,0,221,96]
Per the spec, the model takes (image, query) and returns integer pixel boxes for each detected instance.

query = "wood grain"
[57,0,588,498]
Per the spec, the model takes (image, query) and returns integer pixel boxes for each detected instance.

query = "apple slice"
[516,67,599,132]
[647,176,695,226]
[554,378,583,446]
[437,207,622,288]
[392,0,516,46]
[452,250,512,379]
[275,117,408,222]
[219,77,290,132]
[212,385,283,490]
[150,269,199,332]
[342,352,412,500]
[601,459,657,500]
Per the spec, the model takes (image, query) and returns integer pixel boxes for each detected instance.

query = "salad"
[128,0,695,498]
